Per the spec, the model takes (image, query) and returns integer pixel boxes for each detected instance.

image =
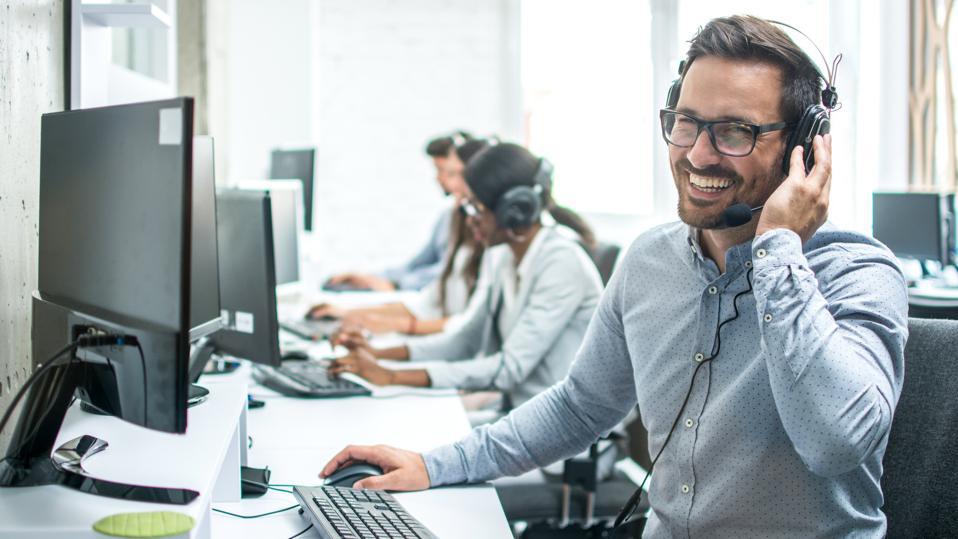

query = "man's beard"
[674,158,779,230]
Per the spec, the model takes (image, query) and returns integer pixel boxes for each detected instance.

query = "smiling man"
[320,16,908,538]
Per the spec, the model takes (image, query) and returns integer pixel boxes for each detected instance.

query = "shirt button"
[763,313,773,323]
[693,352,704,363]
[756,248,767,258]
[685,418,694,428]
[745,261,753,268]
[707,286,718,295]
[681,484,691,494]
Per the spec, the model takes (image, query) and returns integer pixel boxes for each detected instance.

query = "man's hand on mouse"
[320,444,430,491]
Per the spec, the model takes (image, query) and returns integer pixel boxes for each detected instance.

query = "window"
[521,0,655,215]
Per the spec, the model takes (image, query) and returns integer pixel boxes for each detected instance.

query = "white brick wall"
[211,0,521,283]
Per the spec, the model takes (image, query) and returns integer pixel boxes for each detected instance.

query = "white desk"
[212,371,513,538]
[0,371,249,539]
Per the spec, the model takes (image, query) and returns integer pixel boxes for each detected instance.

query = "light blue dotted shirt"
[423,222,909,538]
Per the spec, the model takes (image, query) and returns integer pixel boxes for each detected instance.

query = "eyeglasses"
[460,198,483,218]
[659,109,793,157]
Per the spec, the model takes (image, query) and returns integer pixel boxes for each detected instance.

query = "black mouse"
[324,463,384,488]
[281,350,309,361]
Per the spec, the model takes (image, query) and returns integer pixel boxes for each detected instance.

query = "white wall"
[0,0,65,449]
[209,0,521,281]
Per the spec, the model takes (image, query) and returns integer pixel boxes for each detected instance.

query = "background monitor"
[270,147,316,231]
[190,136,223,340]
[236,179,302,287]
[210,189,282,368]
[873,192,955,265]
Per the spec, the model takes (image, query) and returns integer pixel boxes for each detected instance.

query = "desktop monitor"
[2,98,199,504]
[270,147,316,231]
[873,192,956,265]
[236,180,302,287]
[210,189,283,368]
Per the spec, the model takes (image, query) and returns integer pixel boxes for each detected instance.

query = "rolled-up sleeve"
[750,229,908,477]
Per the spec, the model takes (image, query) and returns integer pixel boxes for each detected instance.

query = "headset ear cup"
[782,105,829,174]
[495,187,541,230]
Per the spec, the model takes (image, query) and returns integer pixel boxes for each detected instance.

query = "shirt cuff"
[423,362,458,388]
[422,443,468,486]
[752,228,807,269]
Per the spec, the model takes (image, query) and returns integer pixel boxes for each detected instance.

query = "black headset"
[665,21,840,175]
[493,158,554,230]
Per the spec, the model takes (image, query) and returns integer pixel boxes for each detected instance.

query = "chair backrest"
[591,242,621,286]
[881,317,958,537]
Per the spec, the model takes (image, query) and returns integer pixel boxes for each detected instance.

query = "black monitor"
[190,136,223,340]
[873,192,956,266]
[209,189,282,368]
[1,98,199,504]
[270,148,316,231]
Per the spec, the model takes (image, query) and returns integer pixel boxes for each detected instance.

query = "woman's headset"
[665,20,840,175]
[493,158,554,230]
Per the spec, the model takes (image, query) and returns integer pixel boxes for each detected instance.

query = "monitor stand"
[0,360,199,504]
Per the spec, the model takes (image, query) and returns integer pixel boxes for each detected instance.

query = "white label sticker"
[158,107,182,145]
[235,311,254,334]
[220,309,230,327]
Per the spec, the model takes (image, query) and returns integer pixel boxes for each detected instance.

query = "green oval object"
[92,511,195,538]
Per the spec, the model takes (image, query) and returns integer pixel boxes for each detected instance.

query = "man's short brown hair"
[684,15,823,124]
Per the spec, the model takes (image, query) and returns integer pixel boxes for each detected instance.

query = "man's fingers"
[788,144,806,181]
[320,445,378,478]
[353,472,400,491]
[814,134,833,197]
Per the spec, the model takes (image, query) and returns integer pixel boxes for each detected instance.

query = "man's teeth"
[689,173,732,192]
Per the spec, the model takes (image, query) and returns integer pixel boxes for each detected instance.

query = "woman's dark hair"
[436,138,490,314]
[464,143,596,249]
[684,15,822,124]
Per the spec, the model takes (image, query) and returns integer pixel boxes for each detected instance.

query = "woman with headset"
[328,143,603,412]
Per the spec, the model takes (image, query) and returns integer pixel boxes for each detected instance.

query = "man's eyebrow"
[675,106,761,124]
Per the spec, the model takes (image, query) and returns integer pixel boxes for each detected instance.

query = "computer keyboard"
[280,318,339,340]
[293,485,438,539]
[253,362,371,398]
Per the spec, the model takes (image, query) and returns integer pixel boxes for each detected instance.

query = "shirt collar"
[685,224,755,278]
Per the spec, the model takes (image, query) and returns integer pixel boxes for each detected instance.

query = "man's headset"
[493,158,554,230]
[665,21,840,176]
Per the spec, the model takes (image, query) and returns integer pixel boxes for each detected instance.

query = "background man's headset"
[612,22,842,533]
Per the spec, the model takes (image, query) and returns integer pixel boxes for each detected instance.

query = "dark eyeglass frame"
[659,109,794,157]
[460,198,484,218]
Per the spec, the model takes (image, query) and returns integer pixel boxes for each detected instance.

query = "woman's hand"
[328,348,395,386]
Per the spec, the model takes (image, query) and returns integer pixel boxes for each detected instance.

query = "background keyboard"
[253,362,371,398]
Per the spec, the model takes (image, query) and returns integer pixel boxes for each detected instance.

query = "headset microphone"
[719,203,764,228]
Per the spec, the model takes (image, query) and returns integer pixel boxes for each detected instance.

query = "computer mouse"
[323,463,384,488]
[281,350,309,361]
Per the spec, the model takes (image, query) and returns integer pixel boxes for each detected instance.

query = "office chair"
[496,414,649,538]
[590,242,621,286]
[881,317,958,537]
